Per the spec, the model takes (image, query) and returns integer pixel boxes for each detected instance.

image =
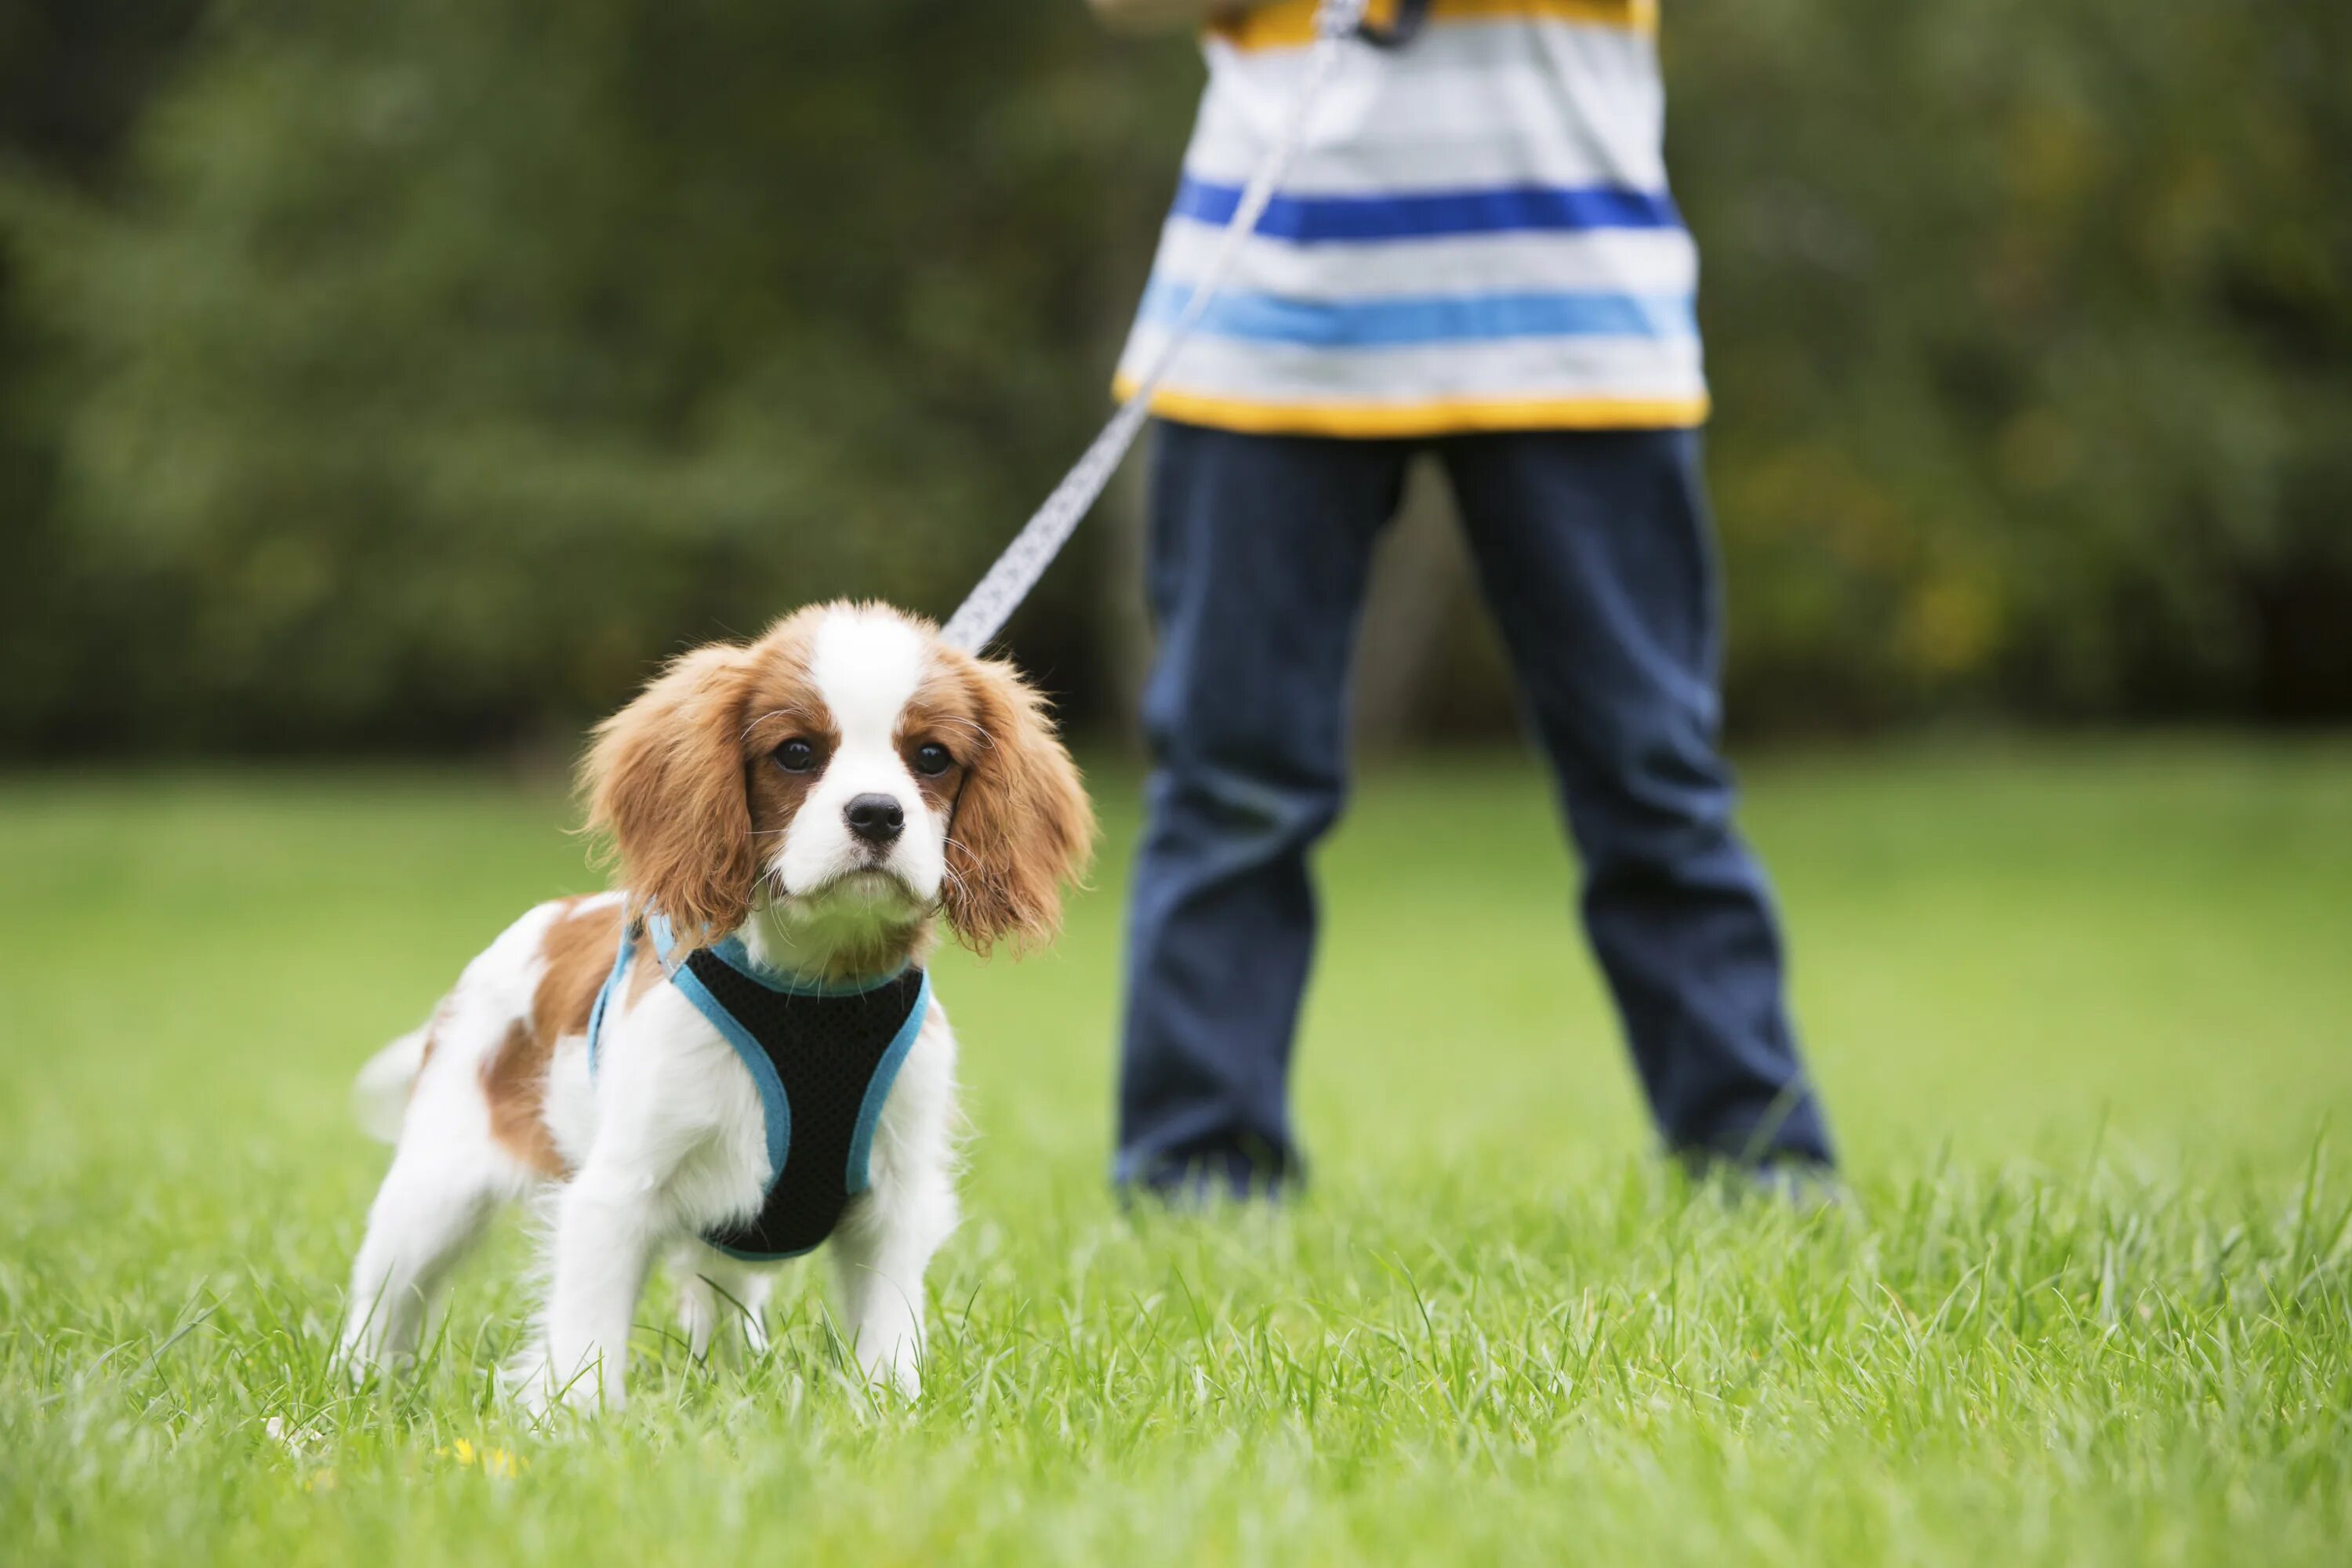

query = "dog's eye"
[912,742,953,777]
[773,738,819,774]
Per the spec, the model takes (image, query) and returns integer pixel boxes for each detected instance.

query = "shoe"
[1676,1150,1844,1212]
[1114,1146,1298,1210]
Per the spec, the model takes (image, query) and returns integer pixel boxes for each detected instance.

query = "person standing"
[1090,0,1835,1197]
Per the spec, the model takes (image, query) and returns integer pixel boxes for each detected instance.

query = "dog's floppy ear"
[583,643,758,946]
[940,654,1095,956]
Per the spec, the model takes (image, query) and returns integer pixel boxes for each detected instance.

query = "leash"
[940,0,1390,652]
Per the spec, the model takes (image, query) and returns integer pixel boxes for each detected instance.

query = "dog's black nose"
[844,793,906,846]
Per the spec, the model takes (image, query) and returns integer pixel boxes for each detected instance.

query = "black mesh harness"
[585,912,931,1260]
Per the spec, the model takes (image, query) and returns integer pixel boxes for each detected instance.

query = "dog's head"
[583,601,1094,969]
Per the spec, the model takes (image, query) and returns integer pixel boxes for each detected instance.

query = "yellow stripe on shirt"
[1114,376,1708,437]
[1209,0,1657,53]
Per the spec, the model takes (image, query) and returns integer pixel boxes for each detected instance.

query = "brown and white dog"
[339,601,1093,1409]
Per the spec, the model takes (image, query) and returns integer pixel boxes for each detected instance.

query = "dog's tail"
[352,1025,430,1143]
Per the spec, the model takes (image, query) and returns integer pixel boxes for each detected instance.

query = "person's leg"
[1438,428,1833,1167]
[1116,419,1409,1198]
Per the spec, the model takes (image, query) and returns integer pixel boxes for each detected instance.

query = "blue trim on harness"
[583,921,636,1079]
[581,907,931,1251]
[666,956,794,1196]
[848,968,932,1194]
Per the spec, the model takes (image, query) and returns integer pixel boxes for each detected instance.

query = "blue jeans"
[1114,419,1835,1195]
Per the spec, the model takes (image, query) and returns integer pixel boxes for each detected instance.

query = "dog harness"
[585,912,931,1261]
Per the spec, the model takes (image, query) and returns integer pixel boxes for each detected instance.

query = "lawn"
[2,740,2348,1566]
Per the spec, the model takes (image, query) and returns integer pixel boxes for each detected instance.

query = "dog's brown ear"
[583,644,758,946]
[940,654,1095,956]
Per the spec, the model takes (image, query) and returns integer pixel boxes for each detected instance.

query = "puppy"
[338,601,1092,1408]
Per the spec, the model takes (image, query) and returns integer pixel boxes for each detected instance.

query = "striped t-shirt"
[1112,0,1705,438]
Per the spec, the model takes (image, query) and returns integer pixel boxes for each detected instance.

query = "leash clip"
[639,909,688,980]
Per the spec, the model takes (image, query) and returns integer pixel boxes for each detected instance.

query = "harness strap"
[584,913,792,1186]
[662,940,795,1196]
[580,909,934,1239]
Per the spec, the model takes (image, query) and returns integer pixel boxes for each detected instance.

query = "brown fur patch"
[927,648,1096,956]
[583,609,833,953]
[477,897,625,1178]
[895,677,984,818]
[535,897,623,1041]
[482,1020,566,1178]
[737,616,835,887]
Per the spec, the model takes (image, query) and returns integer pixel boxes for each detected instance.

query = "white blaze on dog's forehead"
[808,609,926,745]
[769,607,947,915]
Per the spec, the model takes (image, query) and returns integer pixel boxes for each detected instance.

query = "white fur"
[352,1025,431,1144]
[339,608,971,1411]
[769,612,946,912]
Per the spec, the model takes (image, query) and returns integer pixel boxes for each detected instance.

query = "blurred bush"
[1675,0,2352,731]
[1,0,2346,755]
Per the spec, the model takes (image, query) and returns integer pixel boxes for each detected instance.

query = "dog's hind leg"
[339,1145,503,1377]
[339,1040,528,1377]
[342,899,583,1381]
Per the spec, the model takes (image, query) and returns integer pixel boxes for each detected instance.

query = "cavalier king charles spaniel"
[338,601,1092,1409]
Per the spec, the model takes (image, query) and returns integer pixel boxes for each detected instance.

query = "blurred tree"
[1675,0,2352,729]
[1,0,2346,754]
[1,0,207,752]
[4,0,1196,752]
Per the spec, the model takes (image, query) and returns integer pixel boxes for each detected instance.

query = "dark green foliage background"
[2,0,2346,754]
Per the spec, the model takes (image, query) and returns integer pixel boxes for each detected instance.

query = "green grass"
[3,740,2349,1566]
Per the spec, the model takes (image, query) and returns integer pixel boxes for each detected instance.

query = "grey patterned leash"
[939,0,1371,652]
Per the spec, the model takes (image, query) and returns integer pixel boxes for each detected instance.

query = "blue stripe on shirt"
[1171,176,1684,243]
[1140,281,1695,348]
